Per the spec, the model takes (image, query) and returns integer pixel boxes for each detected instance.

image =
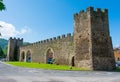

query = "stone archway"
[71,56,75,66]
[46,48,54,64]
[21,51,25,61]
[26,50,32,62]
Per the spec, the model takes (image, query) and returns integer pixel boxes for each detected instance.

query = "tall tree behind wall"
[0,0,6,36]
[0,46,4,58]
[0,0,6,58]
[3,46,7,56]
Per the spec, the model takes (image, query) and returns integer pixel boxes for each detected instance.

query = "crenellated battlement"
[21,33,73,48]
[9,37,23,41]
[74,7,108,18]
[41,33,72,43]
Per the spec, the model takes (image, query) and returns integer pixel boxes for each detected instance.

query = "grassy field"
[6,62,89,71]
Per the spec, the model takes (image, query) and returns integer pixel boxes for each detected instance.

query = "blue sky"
[0,0,120,47]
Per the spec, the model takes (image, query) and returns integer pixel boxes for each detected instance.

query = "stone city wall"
[20,33,74,65]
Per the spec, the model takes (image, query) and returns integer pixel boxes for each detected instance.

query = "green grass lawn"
[6,62,89,71]
[114,67,120,72]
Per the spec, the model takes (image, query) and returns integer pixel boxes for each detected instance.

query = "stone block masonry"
[74,7,115,70]
[19,33,74,65]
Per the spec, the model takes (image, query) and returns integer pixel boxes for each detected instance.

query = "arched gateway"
[26,50,32,62]
[21,51,25,61]
[46,48,54,64]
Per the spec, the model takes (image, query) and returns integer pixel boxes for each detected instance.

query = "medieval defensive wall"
[7,7,116,71]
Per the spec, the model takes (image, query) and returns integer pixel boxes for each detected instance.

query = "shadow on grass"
[114,67,120,72]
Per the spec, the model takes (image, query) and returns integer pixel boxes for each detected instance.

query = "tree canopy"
[0,0,5,36]
[0,0,6,11]
[3,46,7,56]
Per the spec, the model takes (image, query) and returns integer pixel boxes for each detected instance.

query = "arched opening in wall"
[21,51,25,61]
[46,48,54,64]
[26,50,32,62]
[71,56,75,66]
[118,57,120,61]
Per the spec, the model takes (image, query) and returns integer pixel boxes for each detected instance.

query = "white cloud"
[0,21,31,38]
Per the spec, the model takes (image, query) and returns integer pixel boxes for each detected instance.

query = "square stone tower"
[74,7,115,70]
[7,37,23,61]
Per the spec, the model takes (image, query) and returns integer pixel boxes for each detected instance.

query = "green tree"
[0,0,6,11]
[0,0,6,36]
[3,46,7,56]
[0,46,4,58]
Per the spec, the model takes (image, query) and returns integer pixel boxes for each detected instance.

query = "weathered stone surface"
[19,35,74,65]
[74,7,115,70]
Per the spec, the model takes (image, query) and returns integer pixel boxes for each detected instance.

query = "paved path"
[0,61,120,82]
